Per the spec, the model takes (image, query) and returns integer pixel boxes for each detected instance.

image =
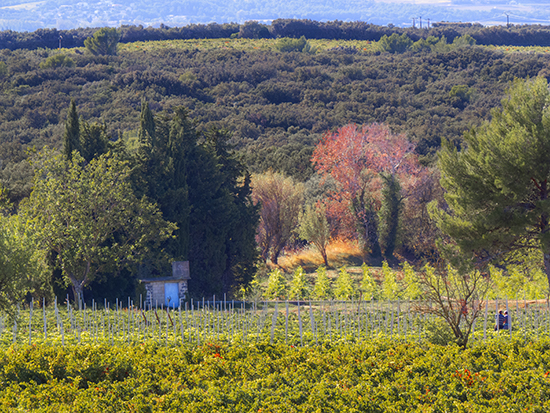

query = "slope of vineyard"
[1,340,550,411]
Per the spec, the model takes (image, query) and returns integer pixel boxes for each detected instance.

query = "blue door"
[165,283,179,308]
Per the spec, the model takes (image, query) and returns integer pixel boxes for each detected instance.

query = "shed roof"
[139,261,191,283]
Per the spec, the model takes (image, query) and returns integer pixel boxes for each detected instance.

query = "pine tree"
[205,128,259,294]
[84,28,120,56]
[134,106,258,296]
[379,172,403,260]
[79,121,109,163]
[63,100,80,161]
[432,77,550,290]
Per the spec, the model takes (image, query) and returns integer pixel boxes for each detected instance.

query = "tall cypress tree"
[205,128,259,292]
[135,106,258,296]
[138,100,155,148]
[63,100,80,160]
[164,107,194,261]
[379,172,403,260]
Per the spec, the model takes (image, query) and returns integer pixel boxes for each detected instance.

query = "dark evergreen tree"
[138,100,155,148]
[433,77,550,288]
[135,104,258,296]
[379,172,403,260]
[204,128,259,294]
[80,121,109,163]
[63,100,80,161]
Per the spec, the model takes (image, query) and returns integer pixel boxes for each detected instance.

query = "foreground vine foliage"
[1,339,550,412]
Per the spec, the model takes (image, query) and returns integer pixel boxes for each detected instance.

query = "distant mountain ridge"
[1,0,547,32]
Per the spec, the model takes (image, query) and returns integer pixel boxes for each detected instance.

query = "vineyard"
[2,305,550,412]
[4,298,550,348]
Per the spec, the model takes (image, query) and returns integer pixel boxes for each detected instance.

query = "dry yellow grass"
[277,239,365,273]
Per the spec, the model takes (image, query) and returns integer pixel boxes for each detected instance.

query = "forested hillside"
[1,36,548,194]
[6,20,550,51]
[2,28,550,301]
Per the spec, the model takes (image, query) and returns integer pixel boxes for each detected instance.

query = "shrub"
[39,54,75,69]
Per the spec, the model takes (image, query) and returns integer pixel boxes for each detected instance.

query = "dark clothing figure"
[495,310,505,331]
[502,311,510,330]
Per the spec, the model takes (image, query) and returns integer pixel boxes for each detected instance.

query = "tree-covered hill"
[0,37,549,201]
[7,21,550,52]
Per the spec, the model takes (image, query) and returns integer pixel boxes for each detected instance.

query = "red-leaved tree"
[312,123,422,260]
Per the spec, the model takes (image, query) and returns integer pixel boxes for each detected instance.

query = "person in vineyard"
[494,310,505,331]
[502,311,510,330]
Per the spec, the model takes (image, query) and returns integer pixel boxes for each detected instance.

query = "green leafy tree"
[84,28,120,56]
[264,268,287,299]
[411,35,440,52]
[452,34,476,47]
[22,149,175,304]
[238,21,271,39]
[312,265,332,299]
[334,267,354,300]
[0,61,7,79]
[252,172,304,265]
[275,36,307,52]
[378,33,412,53]
[431,77,550,292]
[288,266,309,300]
[0,213,50,316]
[402,261,422,300]
[381,261,399,300]
[360,263,377,300]
[299,203,330,266]
[40,54,75,69]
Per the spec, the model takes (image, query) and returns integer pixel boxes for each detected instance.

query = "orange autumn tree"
[312,123,421,261]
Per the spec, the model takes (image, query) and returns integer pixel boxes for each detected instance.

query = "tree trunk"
[71,280,84,310]
[321,248,329,267]
[544,252,550,295]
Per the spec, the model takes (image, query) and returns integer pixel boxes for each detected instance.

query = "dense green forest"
[1,34,548,188]
[2,24,550,304]
[6,20,550,51]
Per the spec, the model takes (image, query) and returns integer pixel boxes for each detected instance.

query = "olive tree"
[22,149,175,305]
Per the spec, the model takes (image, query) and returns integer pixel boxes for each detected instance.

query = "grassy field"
[55,37,550,56]
[116,38,550,55]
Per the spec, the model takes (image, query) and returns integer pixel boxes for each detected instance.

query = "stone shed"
[140,261,190,308]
